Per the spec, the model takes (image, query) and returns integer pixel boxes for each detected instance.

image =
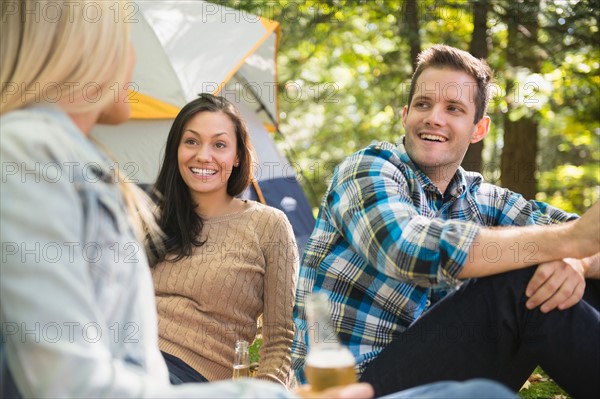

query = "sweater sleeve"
[255,210,299,386]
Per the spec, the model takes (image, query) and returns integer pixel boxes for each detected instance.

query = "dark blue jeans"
[359,268,600,398]
[161,351,209,384]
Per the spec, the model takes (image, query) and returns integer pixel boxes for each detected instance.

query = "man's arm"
[459,201,599,278]
[457,203,599,312]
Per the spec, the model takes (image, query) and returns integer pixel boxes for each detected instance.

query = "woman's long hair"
[151,94,255,263]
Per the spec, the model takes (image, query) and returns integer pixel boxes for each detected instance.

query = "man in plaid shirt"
[291,45,599,398]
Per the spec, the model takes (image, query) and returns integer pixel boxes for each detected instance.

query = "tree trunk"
[402,0,421,72]
[500,0,540,200]
[462,0,490,173]
[501,117,538,199]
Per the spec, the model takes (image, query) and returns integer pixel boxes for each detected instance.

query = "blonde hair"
[1,0,131,115]
[1,0,163,248]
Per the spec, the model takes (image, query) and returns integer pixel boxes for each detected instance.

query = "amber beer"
[232,364,250,379]
[304,292,357,391]
[232,339,250,380]
[304,349,357,391]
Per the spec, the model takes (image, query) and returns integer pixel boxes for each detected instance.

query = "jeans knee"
[470,267,535,297]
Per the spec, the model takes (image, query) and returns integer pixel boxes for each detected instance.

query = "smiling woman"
[177,111,240,205]
[149,93,299,387]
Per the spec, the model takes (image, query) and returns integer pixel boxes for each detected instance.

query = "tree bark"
[402,0,421,72]
[501,0,540,200]
[501,117,538,199]
[463,0,490,173]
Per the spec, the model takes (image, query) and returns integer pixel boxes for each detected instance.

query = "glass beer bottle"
[232,339,250,380]
[304,292,357,391]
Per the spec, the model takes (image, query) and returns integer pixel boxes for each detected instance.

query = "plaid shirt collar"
[395,136,469,200]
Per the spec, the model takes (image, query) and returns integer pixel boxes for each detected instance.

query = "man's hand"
[295,383,374,399]
[569,202,600,259]
[525,258,586,313]
[583,253,600,279]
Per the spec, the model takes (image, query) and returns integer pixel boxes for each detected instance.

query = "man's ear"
[471,115,490,143]
[401,105,408,128]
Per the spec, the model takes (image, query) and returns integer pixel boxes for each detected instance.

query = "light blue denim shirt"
[0,106,291,398]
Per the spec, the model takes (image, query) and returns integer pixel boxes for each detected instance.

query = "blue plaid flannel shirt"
[291,138,577,380]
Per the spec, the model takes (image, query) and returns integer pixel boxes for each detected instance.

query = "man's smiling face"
[402,67,489,185]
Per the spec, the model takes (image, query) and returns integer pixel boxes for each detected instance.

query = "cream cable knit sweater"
[152,200,299,386]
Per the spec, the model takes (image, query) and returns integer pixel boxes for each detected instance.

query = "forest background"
[218,0,599,215]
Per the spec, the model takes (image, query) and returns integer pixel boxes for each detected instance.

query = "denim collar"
[28,105,116,184]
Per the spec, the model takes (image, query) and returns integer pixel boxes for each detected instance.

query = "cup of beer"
[304,347,357,391]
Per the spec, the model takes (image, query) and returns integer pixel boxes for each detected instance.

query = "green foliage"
[249,337,262,364]
[518,367,571,399]
[219,0,599,214]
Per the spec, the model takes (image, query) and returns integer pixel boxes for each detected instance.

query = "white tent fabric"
[92,0,314,249]
[123,0,278,122]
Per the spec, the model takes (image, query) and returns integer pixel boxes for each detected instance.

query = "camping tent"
[91,0,315,251]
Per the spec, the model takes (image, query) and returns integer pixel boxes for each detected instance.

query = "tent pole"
[251,180,267,205]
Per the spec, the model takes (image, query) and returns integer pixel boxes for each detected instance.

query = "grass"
[518,367,571,399]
